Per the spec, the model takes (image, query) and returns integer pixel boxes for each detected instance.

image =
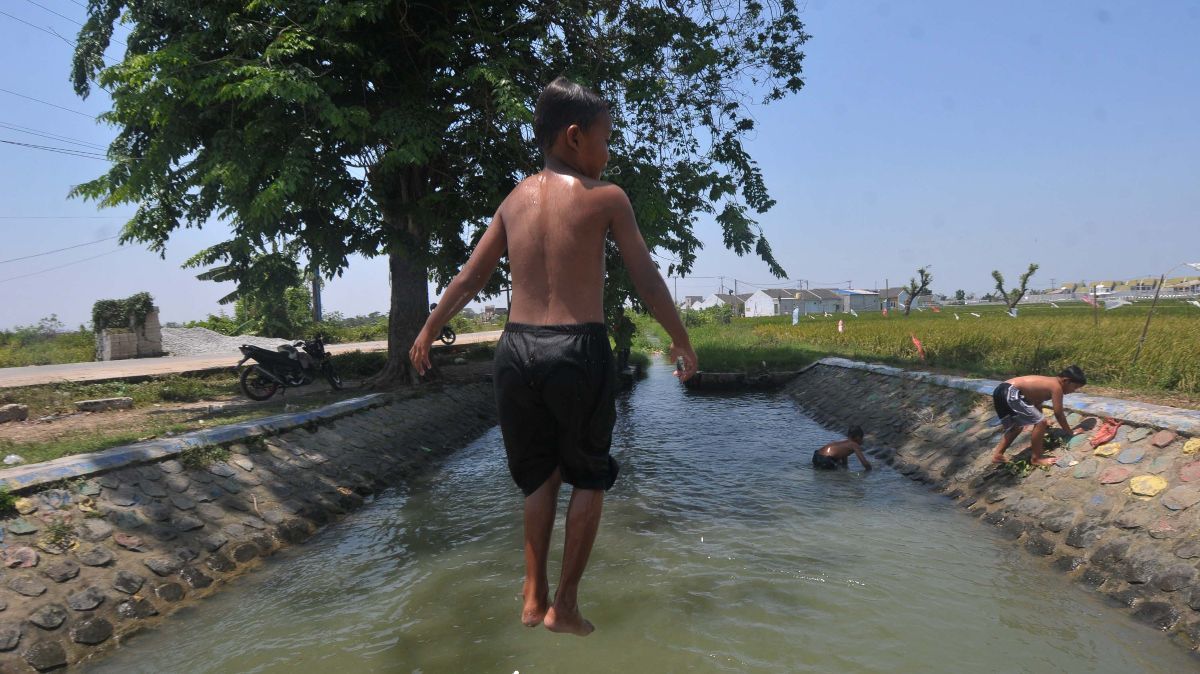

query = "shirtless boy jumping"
[989,365,1087,466]
[409,77,697,637]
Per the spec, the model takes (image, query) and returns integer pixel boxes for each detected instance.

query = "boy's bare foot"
[1031,457,1057,467]
[991,453,1007,464]
[522,587,549,627]
[543,604,595,636]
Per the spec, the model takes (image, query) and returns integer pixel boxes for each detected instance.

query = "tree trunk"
[367,249,429,387]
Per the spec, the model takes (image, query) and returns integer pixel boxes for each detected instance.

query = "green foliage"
[71,0,809,375]
[180,444,231,470]
[0,317,93,367]
[682,305,734,327]
[955,289,967,302]
[92,292,154,332]
[0,485,15,516]
[39,514,77,550]
[183,311,244,336]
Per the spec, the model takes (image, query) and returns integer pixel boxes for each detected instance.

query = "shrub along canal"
[85,364,1192,673]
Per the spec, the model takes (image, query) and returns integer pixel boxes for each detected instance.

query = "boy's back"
[500,171,618,325]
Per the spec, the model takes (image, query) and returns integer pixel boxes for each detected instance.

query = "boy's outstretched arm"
[853,445,873,471]
[1051,387,1082,434]
[409,212,507,375]
[606,187,698,381]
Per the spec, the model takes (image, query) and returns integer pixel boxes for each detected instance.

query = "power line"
[0,216,122,219]
[0,8,75,47]
[0,247,127,285]
[0,120,108,150]
[22,0,127,46]
[0,235,120,264]
[0,87,95,118]
[0,138,110,160]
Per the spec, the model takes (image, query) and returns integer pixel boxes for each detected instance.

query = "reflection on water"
[87,364,1190,673]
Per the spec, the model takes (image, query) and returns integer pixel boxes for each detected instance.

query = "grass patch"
[637,300,1200,396]
[0,327,94,368]
[0,485,16,516]
[180,443,232,469]
[0,373,240,418]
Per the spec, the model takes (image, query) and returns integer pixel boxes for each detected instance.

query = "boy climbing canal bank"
[409,76,697,637]
[812,426,872,471]
[989,365,1088,466]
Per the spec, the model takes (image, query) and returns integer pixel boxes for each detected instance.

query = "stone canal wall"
[788,359,1200,648]
[0,383,495,672]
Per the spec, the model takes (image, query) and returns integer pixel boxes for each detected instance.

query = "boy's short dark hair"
[1059,365,1087,385]
[533,76,609,151]
[847,425,864,441]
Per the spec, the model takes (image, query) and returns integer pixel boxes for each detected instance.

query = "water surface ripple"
[87,364,1191,673]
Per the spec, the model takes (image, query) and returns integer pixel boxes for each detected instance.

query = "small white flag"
[954,313,960,320]
[824,312,831,318]
[915,306,924,312]
[1049,302,1059,308]
[1007,308,1018,318]
[1186,262,1200,272]
[808,314,817,320]
[970,312,981,318]
[1104,298,1131,310]
[1188,300,1200,309]
[849,309,858,317]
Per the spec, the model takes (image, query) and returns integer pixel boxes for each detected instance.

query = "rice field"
[641,300,1200,396]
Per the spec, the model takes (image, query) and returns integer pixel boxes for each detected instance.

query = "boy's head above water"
[847,425,864,442]
[1058,365,1087,393]
[533,76,611,179]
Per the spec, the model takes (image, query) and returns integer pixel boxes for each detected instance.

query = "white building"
[744,288,801,317]
[692,292,753,314]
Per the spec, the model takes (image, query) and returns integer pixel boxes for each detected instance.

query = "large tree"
[71,0,808,383]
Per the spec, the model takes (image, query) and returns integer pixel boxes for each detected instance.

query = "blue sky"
[2,0,1198,329]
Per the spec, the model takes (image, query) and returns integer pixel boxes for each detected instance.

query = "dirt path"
[0,331,502,388]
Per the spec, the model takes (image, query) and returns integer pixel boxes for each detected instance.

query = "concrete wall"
[786,360,1200,647]
[95,309,164,361]
[0,382,496,670]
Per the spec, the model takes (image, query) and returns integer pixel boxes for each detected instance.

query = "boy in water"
[409,76,697,637]
[812,426,871,471]
[989,365,1087,466]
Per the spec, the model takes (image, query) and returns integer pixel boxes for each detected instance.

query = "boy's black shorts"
[494,323,619,496]
[812,450,846,470]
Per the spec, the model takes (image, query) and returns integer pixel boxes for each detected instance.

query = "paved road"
[0,331,503,388]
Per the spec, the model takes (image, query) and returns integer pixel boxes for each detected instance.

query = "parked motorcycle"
[429,303,456,345]
[236,336,343,401]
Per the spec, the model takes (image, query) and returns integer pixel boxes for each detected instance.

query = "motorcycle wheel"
[240,367,279,401]
[440,326,457,345]
[323,362,344,390]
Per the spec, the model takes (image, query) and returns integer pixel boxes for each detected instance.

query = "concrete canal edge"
[0,382,496,672]
[788,358,1200,650]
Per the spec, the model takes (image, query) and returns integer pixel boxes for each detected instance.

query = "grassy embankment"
[636,300,1200,397]
[0,350,407,464]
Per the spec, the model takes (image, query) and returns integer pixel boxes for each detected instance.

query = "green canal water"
[86,364,1194,673]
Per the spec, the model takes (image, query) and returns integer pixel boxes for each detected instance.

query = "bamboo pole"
[1132,274,1165,366]
[1092,285,1099,328]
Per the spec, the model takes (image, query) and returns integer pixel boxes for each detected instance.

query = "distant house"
[833,289,880,312]
[744,288,802,317]
[875,288,916,310]
[692,292,753,314]
[1164,277,1200,295]
[678,295,705,310]
[793,288,844,315]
